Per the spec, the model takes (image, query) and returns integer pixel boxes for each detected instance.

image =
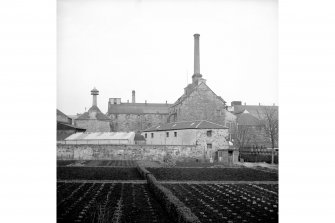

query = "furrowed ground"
[57,160,278,223]
[57,182,173,223]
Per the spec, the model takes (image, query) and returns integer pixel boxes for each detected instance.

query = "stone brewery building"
[107,90,172,132]
[107,34,236,134]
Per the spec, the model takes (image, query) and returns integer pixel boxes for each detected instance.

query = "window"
[207,143,212,149]
[174,132,177,137]
[151,133,154,138]
[145,133,147,138]
[207,130,212,137]
[166,132,169,137]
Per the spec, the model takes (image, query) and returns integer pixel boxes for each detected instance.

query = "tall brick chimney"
[132,90,135,103]
[192,34,203,84]
[91,87,99,106]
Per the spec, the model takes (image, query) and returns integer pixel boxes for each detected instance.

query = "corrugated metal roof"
[143,120,227,132]
[108,103,172,115]
[65,132,135,141]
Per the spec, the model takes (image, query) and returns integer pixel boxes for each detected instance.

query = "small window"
[166,132,169,137]
[174,132,177,137]
[207,130,212,137]
[145,133,147,138]
[151,133,154,138]
[207,143,212,149]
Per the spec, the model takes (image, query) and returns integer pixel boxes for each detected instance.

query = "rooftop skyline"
[57,0,278,115]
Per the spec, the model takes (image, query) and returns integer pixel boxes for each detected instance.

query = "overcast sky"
[57,0,278,115]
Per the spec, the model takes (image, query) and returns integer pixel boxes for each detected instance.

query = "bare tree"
[232,124,253,149]
[257,107,278,164]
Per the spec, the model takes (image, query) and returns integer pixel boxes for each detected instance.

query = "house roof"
[108,103,172,115]
[76,105,111,121]
[233,105,278,119]
[57,122,86,131]
[235,110,263,126]
[57,109,68,117]
[65,132,135,141]
[57,109,72,123]
[143,120,228,132]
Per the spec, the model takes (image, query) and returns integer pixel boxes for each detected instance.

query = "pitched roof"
[235,110,263,126]
[57,109,72,124]
[108,103,172,115]
[233,105,278,119]
[76,105,111,121]
[172,82,226,107]
[57,122,86,131]
[143,120,228,132]
[57,109,68,117]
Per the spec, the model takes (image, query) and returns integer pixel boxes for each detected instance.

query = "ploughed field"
[57,160,137,167]
[147,167,278,181]
[57,167,143,181]
[57,182,174,223]
[165,183,278,223]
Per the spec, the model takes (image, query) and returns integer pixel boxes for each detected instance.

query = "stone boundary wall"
[57,144,201,163]
[137,165,201,223]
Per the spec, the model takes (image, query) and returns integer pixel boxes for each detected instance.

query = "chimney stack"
[192,34,203,84]
[132,90,135,103]
[91,87,99,107]
[194,34,200,75]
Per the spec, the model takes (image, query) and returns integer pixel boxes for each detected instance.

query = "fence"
[239,148,278,164]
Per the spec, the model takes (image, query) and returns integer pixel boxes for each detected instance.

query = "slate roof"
[57,122,86,131]
[143,120,228,132]
[232,105,278,119]
[57,109,72,124]
[108,103,172,115]
[235,111,264,126]
[76,105,111,120]
[57,109,68,118]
